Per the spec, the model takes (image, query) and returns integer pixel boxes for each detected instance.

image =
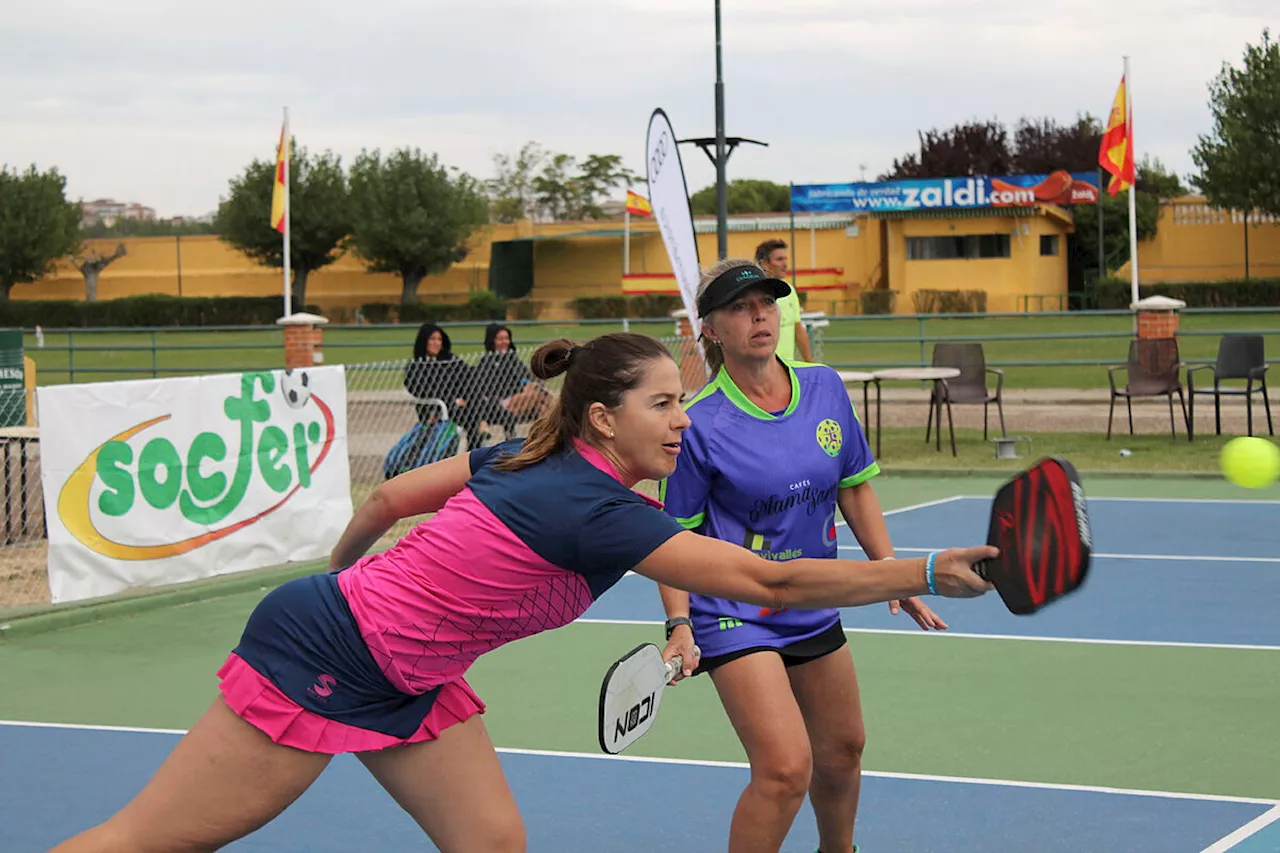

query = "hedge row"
[1093,277,1280,309]
[912,289,988,315]
[0,295,319,328]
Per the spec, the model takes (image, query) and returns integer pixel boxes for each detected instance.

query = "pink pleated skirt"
[216,652,486,754]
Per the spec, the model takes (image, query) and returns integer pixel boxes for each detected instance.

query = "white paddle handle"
[663,656,682,681]
[662,645,700,682]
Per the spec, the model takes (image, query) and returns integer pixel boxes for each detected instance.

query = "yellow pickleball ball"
[1220,436,1280,489]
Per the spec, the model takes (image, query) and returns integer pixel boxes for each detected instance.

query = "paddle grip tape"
[662,646,701,680]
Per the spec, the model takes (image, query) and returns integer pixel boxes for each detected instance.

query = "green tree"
[1191,29,1280,277]
[573,154,636,219]
[0,165,81,302]
[690,179,791,215]
[531,153,579,221]
[213,144,350,310]
[348,148,490,305]
[528,153,636,221]
[1072,158,1185,275]
[488,141,545,223]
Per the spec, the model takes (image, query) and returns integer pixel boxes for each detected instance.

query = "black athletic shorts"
[695,621,847,676]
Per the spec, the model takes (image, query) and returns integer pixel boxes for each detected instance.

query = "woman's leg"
[787,646,866,853]
[709,652,813,853]
[357,714,524,853]
[50,697,332,853]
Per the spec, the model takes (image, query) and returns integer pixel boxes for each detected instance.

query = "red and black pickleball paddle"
[974,457,1093,615]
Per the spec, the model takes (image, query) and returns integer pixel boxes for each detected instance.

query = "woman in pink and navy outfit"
[48,333,996,853]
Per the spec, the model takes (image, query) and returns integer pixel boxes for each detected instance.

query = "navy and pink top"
[218,437,685,753]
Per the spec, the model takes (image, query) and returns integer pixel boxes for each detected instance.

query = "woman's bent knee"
[750,752,813,803]
[812,733,865,782]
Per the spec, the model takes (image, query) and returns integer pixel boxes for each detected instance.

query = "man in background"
[755,239,813,362]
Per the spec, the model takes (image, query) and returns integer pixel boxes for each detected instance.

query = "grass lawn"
[19,311,1280,388]
[817,311,1280,388]
[21,320,674,385]
[870,425,1279,480]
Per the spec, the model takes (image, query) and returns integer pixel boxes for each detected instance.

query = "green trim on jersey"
[711,360,802,421]
[674,512,705,530]
[840,461,881,488]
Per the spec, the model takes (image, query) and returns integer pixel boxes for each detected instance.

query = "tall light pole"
[679,0,767,260]
[714,0,727,259]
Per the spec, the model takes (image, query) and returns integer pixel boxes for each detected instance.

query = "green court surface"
[2,473,1277,814]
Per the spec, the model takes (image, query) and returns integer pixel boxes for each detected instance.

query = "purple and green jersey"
[659,361,879,658]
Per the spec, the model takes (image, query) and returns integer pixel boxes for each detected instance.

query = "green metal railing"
[13,308,1280,385]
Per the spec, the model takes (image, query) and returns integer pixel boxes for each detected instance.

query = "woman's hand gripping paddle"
[598,643,696,755]
[975,457,1093,615]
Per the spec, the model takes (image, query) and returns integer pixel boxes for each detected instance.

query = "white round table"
[871,367,962,456]
[837,371,880,456]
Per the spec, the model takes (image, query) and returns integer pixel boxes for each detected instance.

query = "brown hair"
[695,257,760,374]
[755,238,787,266]
[494,332,674,472]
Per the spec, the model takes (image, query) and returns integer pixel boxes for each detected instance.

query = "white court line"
[1199,804,1280,853]
[957,495,1280,506]
[836,494,968,529]
[574,618,1280,652]
[838,545,1280,565]
[2,719,1275,808]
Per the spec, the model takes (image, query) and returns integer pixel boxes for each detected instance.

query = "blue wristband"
[925,552,939,596]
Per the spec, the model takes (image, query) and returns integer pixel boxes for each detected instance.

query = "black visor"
[696,264,792,318]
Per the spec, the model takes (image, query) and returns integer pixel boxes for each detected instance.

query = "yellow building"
[17,192,1278,320]
[1115,196,1280,283]
[14,205,1076,317]
[494,205,1075,315]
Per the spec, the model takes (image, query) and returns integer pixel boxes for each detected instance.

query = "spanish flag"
[1098,75,1135,196]
[625,189,652,217]
[270,123,288,233]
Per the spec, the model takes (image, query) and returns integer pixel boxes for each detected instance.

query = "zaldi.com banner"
[37,367,353,603]
[791,171,1100,214]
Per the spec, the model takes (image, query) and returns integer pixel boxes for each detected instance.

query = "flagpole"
[623,207,631,276]
[1124,58,1139,307]
[282,106,292,317]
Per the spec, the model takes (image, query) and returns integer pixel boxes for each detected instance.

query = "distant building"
[80,199,157,227]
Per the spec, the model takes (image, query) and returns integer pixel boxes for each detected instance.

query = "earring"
[609,431,616,439]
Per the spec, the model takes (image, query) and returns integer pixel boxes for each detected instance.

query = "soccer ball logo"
[281,368,312,409]
[815,418,842,457]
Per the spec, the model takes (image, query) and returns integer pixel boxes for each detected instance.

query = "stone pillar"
[1132,295,1186,340]
[276,311,330,370]
[671,309,710,392]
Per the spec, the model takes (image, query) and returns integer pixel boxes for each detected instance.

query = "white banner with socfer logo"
[36,367,353,604]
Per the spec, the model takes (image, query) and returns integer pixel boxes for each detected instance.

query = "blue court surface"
[3,723,1277,853]
[587,496,1280,649]
[4,496,1278,852]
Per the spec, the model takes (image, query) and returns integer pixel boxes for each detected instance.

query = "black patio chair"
[926,343,1006,442]
[1106,338,1189,440]
[1187,335,1272,441]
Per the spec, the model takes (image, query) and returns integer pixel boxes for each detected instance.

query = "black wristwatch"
[665,616,694,640]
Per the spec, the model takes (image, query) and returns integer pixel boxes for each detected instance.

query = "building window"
[1040,235,1059,256]
[906,234,1011,260]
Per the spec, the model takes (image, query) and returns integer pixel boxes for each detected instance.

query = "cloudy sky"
[4,0,1275,218]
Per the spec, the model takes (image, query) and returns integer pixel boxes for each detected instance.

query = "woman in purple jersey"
[47,333,994,853]
[657,260,947,853]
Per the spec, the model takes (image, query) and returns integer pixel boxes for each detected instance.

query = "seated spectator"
[461,324,553,442]
[403,322,471,429]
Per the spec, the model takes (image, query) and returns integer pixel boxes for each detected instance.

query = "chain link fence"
[1,340,635,614]
[0,432,45,613]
